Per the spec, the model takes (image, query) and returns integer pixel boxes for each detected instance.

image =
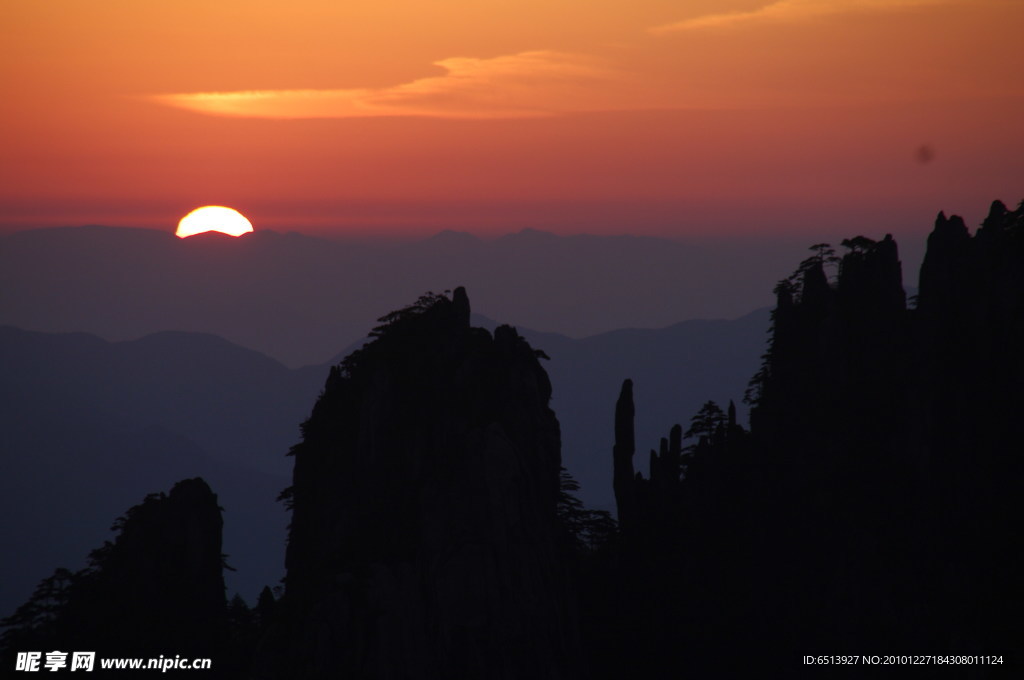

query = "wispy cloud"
[650,0,953,35]
[150,51,630,120]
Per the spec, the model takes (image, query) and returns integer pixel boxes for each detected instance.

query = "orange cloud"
[150,51,633,120]
[650,0,955,34]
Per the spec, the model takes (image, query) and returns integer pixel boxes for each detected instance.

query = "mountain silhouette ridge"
[1,224,822,366]
[2,199,1020,677]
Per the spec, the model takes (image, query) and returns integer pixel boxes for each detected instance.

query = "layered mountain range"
[0,225,827,366]
[1,200,1018,677]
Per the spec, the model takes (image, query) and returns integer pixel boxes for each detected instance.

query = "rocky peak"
[269,288,578,679]
[837,233,905,315]
[0,477,227,659]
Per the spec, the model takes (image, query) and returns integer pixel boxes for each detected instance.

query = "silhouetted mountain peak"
[931,210,970,241]
[1,478,226,658]
[918,199,1023,317]
[837,233,905,313]
[265,288,579,678]
[982,199,1008,228]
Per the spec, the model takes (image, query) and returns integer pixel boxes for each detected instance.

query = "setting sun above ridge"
[176,206,254,238]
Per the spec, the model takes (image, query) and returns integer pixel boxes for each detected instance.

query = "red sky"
[2,0,1022,239]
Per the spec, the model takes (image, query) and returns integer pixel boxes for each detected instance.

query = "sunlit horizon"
[2,0,1021,240]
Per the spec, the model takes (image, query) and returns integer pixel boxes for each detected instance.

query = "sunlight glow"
[176,206,254,238]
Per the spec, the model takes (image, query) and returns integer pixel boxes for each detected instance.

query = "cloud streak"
[650,0,953,34]
[150,51,631,120]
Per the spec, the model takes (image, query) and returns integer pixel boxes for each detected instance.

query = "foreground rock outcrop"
[262,288,579,679]
[1,478,227,660]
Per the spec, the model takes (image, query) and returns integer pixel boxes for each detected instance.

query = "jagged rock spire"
[613,379,636,531]
[452,285,470,327]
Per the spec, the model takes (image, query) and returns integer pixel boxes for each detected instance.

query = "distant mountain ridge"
[0,225,802,366]
[0,325,314,621]
[0,325,325,472]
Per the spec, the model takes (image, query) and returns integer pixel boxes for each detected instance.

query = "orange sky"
[2,0,1022,238]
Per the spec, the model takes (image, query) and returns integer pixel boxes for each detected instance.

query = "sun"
[176,206,254,238]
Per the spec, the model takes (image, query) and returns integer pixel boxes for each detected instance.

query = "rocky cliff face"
[604,201,1023,672]
[742,211,1022,655]
[911,200,1023,657]
[267,288,579,679]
